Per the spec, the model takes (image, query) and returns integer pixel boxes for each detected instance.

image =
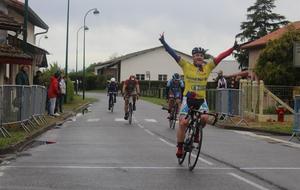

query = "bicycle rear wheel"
[111,102,114,112]
[128,103,133,124]
[188,125,203,171]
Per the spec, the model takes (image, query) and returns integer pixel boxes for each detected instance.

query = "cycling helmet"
[129,75,136,80]
[172,73,180,81]
[110,77,116,82]
[192,47,207,55]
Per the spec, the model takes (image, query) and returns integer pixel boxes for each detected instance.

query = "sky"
[26,0,300,72]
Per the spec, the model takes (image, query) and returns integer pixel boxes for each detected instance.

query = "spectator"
[33,70,43,86]
[217,70,227,89]
[58,75,66,113]
[15,65,29,85]
[48,71,60,117]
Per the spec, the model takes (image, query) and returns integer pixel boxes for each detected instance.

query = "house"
[207,60,240,82]
[0,0,49,85]
[241,21,300,80]
[94,46,192,82]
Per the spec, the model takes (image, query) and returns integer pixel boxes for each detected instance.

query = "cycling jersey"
[167,79,184,98]
[179,58,215,99]
[107,82,118,93]
[124,79,139,94]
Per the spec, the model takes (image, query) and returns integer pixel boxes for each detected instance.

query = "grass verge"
[140,96,167,106]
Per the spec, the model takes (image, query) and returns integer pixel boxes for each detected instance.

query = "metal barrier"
[0,85,47,137]
[290,95,300,141]
[206,89,248,127]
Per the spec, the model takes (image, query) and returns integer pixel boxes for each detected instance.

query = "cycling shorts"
[179,97,209,115]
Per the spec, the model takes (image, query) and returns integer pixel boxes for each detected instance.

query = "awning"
[0,44,32,65]
[7,35,49,67]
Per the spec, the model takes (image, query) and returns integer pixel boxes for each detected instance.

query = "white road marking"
[0,172,3,177]
[144,129,155,136]
[87,118,100,122]
[6,165,231,170]
[191,154,214,166]
[233,131,300,148]
[241,167,300,170]
[158,138,176,147]
[137,124,144,129]
[115,118,126,122]
[228,173,270,190]
[144,119,157,123]
[158,137,214,166]
[0,166,7,171]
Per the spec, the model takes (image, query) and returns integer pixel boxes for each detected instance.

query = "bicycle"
[128,95,135,124]
[168,99,178,129]
[178,108,217,171]
[108,92,116,113]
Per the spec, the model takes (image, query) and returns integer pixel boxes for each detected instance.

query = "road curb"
[0,102,90,161]
[216,123,291,136]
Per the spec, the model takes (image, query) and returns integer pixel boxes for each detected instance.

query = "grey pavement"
[0,92,299,190]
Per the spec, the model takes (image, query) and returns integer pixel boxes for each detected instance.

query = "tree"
[255,26,300,85]
[235,0,289,69]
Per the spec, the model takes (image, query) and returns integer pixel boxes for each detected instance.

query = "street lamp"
[65,0,70,103]
[75,25,88,95]
[37,35,48,46]
[83,8,99,100]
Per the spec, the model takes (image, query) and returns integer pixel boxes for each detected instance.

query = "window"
[136,74,145,81]
[158,74,168,81]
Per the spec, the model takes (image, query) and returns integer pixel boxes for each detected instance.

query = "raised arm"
[213,41,240,65]
[159,33,181,63]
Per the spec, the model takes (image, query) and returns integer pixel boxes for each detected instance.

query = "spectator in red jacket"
[48,71,60,116]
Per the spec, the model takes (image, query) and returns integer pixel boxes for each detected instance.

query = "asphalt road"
[0,93,300,190]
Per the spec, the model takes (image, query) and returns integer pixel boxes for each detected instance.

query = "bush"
[66,78,74,103]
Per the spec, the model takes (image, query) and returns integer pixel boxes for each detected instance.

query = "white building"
[94,46,192,82]
[95,46,240,83]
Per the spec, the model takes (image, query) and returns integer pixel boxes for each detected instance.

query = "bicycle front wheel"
[188,125,203,171]
[128,103,133,124]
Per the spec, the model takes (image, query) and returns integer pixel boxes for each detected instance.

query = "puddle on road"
[23,140,57,151]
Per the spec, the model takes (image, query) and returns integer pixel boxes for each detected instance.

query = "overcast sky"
[27,0,300,71]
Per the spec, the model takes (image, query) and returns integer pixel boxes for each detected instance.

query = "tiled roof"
[0,11,22,31]
[0,44,31,59]
[242,21,300,49]
[6,0,48,30]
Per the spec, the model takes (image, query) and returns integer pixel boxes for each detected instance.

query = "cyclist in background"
[166,73,184,119]
[107,77,118,110]
[159,33,239,158]
[122,75,140,120]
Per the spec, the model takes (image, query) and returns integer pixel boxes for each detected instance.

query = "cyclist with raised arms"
[159,33,239,158]
[166,73,184,120]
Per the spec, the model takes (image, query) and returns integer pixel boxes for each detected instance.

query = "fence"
[206,89,248,127]
[290,95,300,141]
[240,80,298,122]
[0,85,47,137]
